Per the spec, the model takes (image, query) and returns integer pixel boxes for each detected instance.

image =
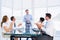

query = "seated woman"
[33,17,45,40]
[35,17,45,29]
[1,15,14,40]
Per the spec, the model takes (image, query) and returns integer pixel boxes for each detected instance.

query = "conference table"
[4,28,41,40]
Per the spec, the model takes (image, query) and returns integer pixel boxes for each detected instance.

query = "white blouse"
[2,22,10,33]
[1,22,10,40]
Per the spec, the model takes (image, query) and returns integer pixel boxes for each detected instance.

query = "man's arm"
[30,15,33,22]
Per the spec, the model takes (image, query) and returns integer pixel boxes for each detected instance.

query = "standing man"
[23,9,33,40]
[37,13,55,40]
[23,9,33,33]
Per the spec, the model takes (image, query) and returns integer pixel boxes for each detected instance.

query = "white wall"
[0,0,1,21]
[0,0,60,30]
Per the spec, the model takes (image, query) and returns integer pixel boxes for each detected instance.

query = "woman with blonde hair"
[1,15,14,40]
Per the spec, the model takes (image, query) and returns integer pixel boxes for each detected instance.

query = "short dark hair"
[10,16,14,21]
[46,13,51,19]
[25,9,29,11]
[40,17,45,22]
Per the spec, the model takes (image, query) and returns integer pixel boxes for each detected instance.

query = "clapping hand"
[18,23,22,27]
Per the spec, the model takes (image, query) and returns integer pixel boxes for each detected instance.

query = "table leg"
[20,37,21,40]
[10,36,13,40]
[26,38,29,40]
[32,38,38,40]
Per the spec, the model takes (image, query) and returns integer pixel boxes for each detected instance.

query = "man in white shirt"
[10,16,22,40]
[10,16,18,40]
[38,13,54,40]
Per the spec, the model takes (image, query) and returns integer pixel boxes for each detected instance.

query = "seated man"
[36,13,54,40]
[10,16,22,40]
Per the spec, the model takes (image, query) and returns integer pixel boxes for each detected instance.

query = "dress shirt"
[41,19,55,37]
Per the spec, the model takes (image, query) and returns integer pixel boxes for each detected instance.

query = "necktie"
[45,21,48,28]
[41,21,48,34]
[14,23,16,27]
[14,23,16,33]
